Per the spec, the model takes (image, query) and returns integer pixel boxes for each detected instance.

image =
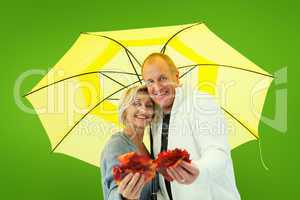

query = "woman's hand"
[118,173,146,200]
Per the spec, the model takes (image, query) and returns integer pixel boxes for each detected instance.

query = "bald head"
[142,53,178,76]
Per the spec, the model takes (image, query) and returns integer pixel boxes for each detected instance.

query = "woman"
[100,86,159,200]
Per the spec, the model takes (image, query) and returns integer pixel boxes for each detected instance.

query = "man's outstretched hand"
[167,161,199,184]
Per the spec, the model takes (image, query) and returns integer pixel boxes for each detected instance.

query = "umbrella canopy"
[25,22,273,167]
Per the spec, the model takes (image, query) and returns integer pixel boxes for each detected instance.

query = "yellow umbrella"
[24,22,273,167]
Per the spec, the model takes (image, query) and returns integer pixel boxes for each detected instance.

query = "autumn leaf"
[112,152,157,185]
[155,148,191,181]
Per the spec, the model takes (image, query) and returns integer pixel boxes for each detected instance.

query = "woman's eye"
[132,101,141,106]
[146,104,153,108]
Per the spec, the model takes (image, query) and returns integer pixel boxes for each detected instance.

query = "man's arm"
[167,92,230,184]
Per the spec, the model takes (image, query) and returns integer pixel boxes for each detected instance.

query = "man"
[141,53,241,200]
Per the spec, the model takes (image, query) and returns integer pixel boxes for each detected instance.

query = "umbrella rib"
[220,107,259,140]
[23,70,140,97]
[101,71,141,76]
[178,63,274,78]
[107,98,119,100]
[125,50,142,85]
[82,32,142,67]
[99,72,126,87]
[179,65,198,79]
[51,79,141,152]
[23,71,101,97]
[160,22,203,54]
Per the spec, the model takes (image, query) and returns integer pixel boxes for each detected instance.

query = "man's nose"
[152,82,162,92]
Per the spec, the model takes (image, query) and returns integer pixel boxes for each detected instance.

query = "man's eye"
[160,76,167,81]
[145,80,154,85]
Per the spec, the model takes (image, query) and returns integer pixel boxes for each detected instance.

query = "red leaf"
[155,148,191,181]
[112,149,192,184]
[112,152,156,185]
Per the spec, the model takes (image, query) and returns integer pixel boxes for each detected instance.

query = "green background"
[1,0,298,199]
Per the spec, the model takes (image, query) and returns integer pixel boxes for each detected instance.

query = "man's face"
[142,57,179,113]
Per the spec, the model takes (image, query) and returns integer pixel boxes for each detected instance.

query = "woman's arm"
[100,137,148,200]
[101,140,126,200]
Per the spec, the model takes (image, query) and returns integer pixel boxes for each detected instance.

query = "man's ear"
[175,70,180,84]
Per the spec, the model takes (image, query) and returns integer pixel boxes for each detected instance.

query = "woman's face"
[124,91,154,129]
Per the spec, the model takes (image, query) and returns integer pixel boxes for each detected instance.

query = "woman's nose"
[138,105,152,115]
[139,105,147,113]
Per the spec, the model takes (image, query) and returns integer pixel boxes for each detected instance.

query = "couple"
[100,53,241,200]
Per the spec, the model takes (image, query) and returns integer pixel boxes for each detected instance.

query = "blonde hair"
[142,53,178,75]
[118,85,157,125]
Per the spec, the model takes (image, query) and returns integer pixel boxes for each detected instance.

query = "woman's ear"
[122,111,127,125]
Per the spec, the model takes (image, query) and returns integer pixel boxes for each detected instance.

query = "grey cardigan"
[100,132,152,200]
